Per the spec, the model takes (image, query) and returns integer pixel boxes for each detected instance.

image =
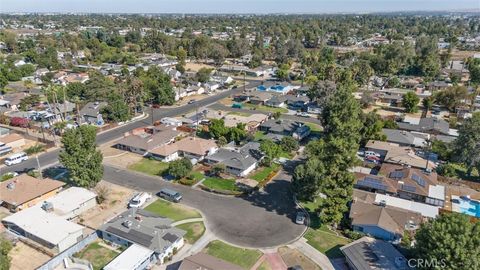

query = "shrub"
[25,144,45,155]
[10,117,30,128]
[436,163,457,178]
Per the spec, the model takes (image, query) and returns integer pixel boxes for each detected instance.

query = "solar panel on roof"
[402,184,417,193]
[357,177,388,191]
[106,226,153,247]
[411,174,426,187]
[389,171,404,179]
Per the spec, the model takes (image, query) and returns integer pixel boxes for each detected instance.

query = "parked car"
[365,151,381,158]
[295,212,306,225]
[188,99,196,104]
[158,188,183,202]
[4,152,28,166]
[0,142,13,156]
[128,192,152,208]
[295,112,310,118]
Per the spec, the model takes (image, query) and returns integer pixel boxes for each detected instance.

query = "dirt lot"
[79,181,135,228]
[101,142,143,169]
[279,247,321,270]
[9,242,51,270]
[185,62,216,72]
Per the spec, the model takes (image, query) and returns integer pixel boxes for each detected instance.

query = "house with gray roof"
[382,129,426,148]
[341,237,410,270]
[99,208,186,265]
[79,101,108,125]
[397,117,450,136]
[259,119,311,140]
[115,127,181,155]
[204,142,263,176]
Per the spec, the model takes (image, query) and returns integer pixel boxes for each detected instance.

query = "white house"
[104,244,155,270]
[42,187,97,220]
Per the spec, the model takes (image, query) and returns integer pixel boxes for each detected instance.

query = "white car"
[296,112,310,118]
[128,192,152,208]
[4,152,28,166]
[365,151,381,158]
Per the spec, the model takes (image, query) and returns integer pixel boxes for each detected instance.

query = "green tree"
[452,112,480,176]
[101,93,131,123]
[280,136,299,153]
[414,213,480,270]
[208,119,228,139]
[431,140,452,161]
[228,124,247,144]
[402,91,420,113]
[0,236,12,270]
[359,111,387,145]
[166,158,192,179]
[59,125,103,188]
[196,67,212,83]
[217,136,227,146]
[260,139,282,165]
[422,96,434,112]
[435,86,468,112]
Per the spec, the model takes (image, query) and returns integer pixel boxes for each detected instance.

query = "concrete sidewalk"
[289,237,335,270]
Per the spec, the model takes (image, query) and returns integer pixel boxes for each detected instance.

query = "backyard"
[242,103,289,113]
[204,240,263,269]
[127,158,169,176]
[73,241,120,270]
[175,222,206,244]
[144,199,201,221]
[202,177,239,192]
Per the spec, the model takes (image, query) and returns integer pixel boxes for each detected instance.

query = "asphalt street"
[0,79,308,247]
[103,164,306,248]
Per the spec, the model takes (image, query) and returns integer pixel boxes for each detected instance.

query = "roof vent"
[6,182,15,190]
[122,220,133,228]
[41,201,54,212]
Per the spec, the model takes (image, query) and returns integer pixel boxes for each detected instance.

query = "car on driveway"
[296,112,310,118]
[295,212,306,225]
[128,192,152,208]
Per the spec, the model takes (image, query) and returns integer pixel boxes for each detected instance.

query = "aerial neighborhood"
[0,6,479,270]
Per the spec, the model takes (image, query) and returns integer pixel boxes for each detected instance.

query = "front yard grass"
[128,158,169,176]
[304,226,351,259]
[254,131,267,141]
[243,103,288,113]
[74,241,119,270]
[175,222,205,244]
[203,177,238,192]
[144,199,201,221]
[204,240,263,269]
[250,164,280,182]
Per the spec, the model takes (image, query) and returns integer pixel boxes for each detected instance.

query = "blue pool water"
[458,198,480,218]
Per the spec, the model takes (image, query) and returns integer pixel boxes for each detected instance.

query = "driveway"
[103,164,306,248]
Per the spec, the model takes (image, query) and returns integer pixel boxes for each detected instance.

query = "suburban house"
[349,198,422,241]
[2,206,85,252]
[103,244,155,270]
[115,127,181,156]
[378,93,403,107]
[149,137,218,162]
[99,208,186,265]
[354,163,445,207]
[256,83,297,95]
[0,174,65,212]
[285,95,310,110]
[259,119,311,140]
[222,113,269,131]
[365,140,436,170]
[248,92,273,105]
[382,129,427,148]
[178,253,244,270]
[265,95,286,108]
[40,187,97,220]
[397,117,452,136]
[340,237,410,270]
[204,142,263,176]
[79,101,108,125]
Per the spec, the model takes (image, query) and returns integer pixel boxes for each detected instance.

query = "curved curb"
[171,217,205,227]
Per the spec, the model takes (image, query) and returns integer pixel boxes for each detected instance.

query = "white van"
[128,192,152,208]
[4,152,28,166]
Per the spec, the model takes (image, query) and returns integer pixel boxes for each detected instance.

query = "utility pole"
[36,154,42,179]
[150,97,154,126]
[243,71,246,92]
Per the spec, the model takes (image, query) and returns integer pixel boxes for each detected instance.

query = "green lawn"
[203,177,238,192]
[144,199,201,221]
[305,122,323,132]
[304,226,351,258]
[128,158,169,176]
[254,131,267,141]
[243,103,288,113]
[189,171,205,181]
[250,164,280,182]
[204,240,263,269]
[175,222,205,244]
[446,163,480,182]
[74,242,119,270]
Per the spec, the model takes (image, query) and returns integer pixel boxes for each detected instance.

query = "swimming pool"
[457,198,480,218]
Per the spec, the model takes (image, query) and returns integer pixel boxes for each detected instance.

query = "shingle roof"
[397,117,450,135]
[116,129,180,151]
[150,137,217,157]
[179,253,244,270]
[0,174,65,206]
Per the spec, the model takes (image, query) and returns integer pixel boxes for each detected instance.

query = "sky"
[0,0,478,14]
